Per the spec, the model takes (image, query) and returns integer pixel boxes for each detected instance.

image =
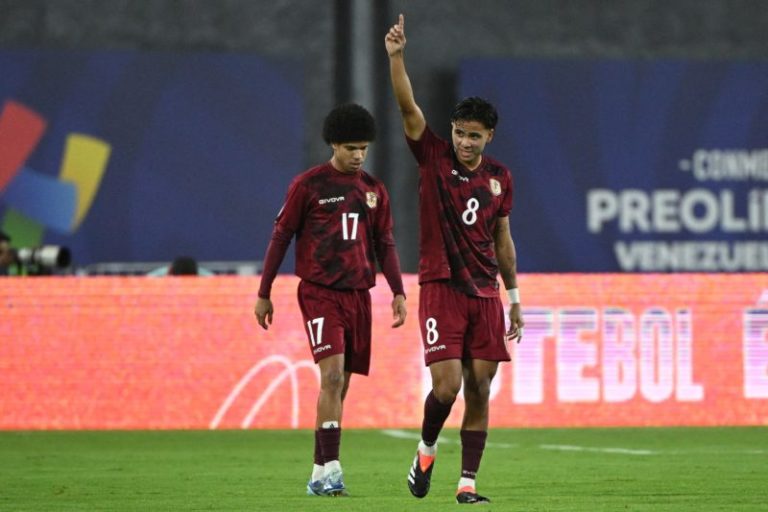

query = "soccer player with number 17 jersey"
[254,104,407,498]
[386,14,524,505]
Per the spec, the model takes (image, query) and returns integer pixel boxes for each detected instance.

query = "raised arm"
[385,14,426,141]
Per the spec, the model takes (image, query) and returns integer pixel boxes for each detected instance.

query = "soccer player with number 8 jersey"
[254,104,407,497]
[385,14,524,505]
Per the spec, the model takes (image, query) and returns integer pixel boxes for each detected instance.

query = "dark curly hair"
[322,103,376,144]
[450,96,498,130]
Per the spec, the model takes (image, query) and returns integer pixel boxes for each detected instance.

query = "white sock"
[324,459,342,476]
[458,477,476,491]
[311,464,324,482]
[418,440,437,457]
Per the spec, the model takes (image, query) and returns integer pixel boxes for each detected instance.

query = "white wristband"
[507,288,520,304]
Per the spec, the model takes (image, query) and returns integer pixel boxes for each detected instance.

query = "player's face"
[451,120,494,170]
[330,142,370,173]
[0,241,13,267]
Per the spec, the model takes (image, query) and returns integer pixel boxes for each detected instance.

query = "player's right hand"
[254,298,274,330]
[391,294,407,328]
[385,13,406,56]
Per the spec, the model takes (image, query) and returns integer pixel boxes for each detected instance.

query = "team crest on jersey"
[489,178,502,196]
[366,191,378,208]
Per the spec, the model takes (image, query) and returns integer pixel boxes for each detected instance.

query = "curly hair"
[322,103,376,144]
[450,96,498,130]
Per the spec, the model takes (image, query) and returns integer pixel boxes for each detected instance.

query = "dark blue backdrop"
[4,54,767,272]
[460,60,768,272]
[0,50,303,268]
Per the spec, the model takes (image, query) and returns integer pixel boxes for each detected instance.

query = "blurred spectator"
[170,256,199,275]
[147,256,214,276]
[0,231,13,275]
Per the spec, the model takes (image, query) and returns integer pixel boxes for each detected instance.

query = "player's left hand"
[505,303,524,343]
[391,294,407,328]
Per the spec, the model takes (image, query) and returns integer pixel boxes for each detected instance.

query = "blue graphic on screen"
[0,50,303,268]
[460,60,768,272]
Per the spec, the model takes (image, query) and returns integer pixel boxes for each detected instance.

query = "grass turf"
[0,427,765,511]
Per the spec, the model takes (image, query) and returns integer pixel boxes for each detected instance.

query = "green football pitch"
[1,427,765,511]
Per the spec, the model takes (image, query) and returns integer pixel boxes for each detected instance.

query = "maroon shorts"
[297,280,372,375]
[418,281,510,365]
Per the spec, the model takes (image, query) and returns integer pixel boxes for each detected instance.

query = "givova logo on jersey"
[318,195,345,205]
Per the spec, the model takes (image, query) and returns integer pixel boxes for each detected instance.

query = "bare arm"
[385,14,426,141]
[495,216,524,341]
[495,216,517,290]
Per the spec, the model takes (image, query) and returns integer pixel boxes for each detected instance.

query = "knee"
[320,368,345,394]
[464,377,492,402]
[433,380,461,404]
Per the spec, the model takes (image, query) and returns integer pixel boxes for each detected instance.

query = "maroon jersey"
[407,126,514,298]
[258,162,404,298]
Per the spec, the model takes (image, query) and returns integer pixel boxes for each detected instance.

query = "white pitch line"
[665,449,768,456]
[380,429,517,448]
[540,444,656,456]
[380,429,425,441]
[382,431,767,457]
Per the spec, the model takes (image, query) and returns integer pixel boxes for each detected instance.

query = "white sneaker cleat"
[306,478,327,496]
[322,468,349,497]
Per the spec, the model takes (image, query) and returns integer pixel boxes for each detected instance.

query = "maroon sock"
[313,430,323,466]
[421,391,455,446]
[318,427,341,462]
[460,430,487,479]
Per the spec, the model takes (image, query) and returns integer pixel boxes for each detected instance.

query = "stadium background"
[1,0,767,430]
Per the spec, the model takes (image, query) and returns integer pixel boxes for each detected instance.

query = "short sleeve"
[405,125,448,167]
[498,170,514,217]
[274,177,309,234]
